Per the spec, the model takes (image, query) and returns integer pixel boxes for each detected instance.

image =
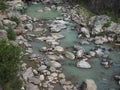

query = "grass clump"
[0,40,22,90]
[0,1,8,13]
[103,21,111,28]
[6,24,16,40]
[9,16,20,25]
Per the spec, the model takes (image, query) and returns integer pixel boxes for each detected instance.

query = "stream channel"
[24,3,120,90]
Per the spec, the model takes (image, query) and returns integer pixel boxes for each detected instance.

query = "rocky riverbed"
[0,0,120,90]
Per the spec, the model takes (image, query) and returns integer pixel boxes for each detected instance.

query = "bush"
[0,1,8,13]
[9,16,20,25]
[4,78,22,90]
[103,21,111,28]
[6,24,16,40]
[0,40,22,86]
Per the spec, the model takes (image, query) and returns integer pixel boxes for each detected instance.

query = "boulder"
[37,9,44,13]
[89,51,96,57]
[80,40,90,45]
[26,83,39,90]
[34,27,44,32]
[50,20,67,32]
[76,49,84,58]
[94,36,108,44]
[47,55,60,60]
[44,7,51,11]
[38,65,47,71]
[23,67,34,81]
[54,46,64,52]
[65,51,75,60]
[77,60,91,69]
[39,75,45,81]
[81,79,97,90]
[74,45,83,50]
[14,27,27,35]
[51,33,64,40]
[28,77,40,85]
[25,23,33,31]
[19,15,28,21]
[45,61,61,68]
[89,15,110,35]
[2,19,17,28]
[50,24,66,32]
[81,27,90,38]
[71,12,86,26]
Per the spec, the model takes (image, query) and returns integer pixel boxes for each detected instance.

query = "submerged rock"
[51,33,64,40]
[74,45,83,50]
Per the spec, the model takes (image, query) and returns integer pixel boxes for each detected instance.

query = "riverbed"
[24,3,120,90]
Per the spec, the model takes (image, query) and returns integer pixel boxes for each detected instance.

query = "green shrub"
[9,16,20,25]
[0,1,8,13]
[0,40,22,88]
[4,78,22,90]
[103,21,111,28]
[6,24,16,40]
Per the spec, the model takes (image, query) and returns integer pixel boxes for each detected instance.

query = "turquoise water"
[60,31,120,90]
[26,4,120,90]
[60,28,120,89]
[27,3,61,19]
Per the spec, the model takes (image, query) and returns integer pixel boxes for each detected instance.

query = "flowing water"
[26,3,120,90]
[27,3,61,19]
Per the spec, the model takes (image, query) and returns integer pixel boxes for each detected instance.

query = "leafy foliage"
[0,40,22,87]
[9,16,20,25]
[4,77,22,90]
[6,24,16,40]
[0,1,8,13]
[103,21,111,28]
